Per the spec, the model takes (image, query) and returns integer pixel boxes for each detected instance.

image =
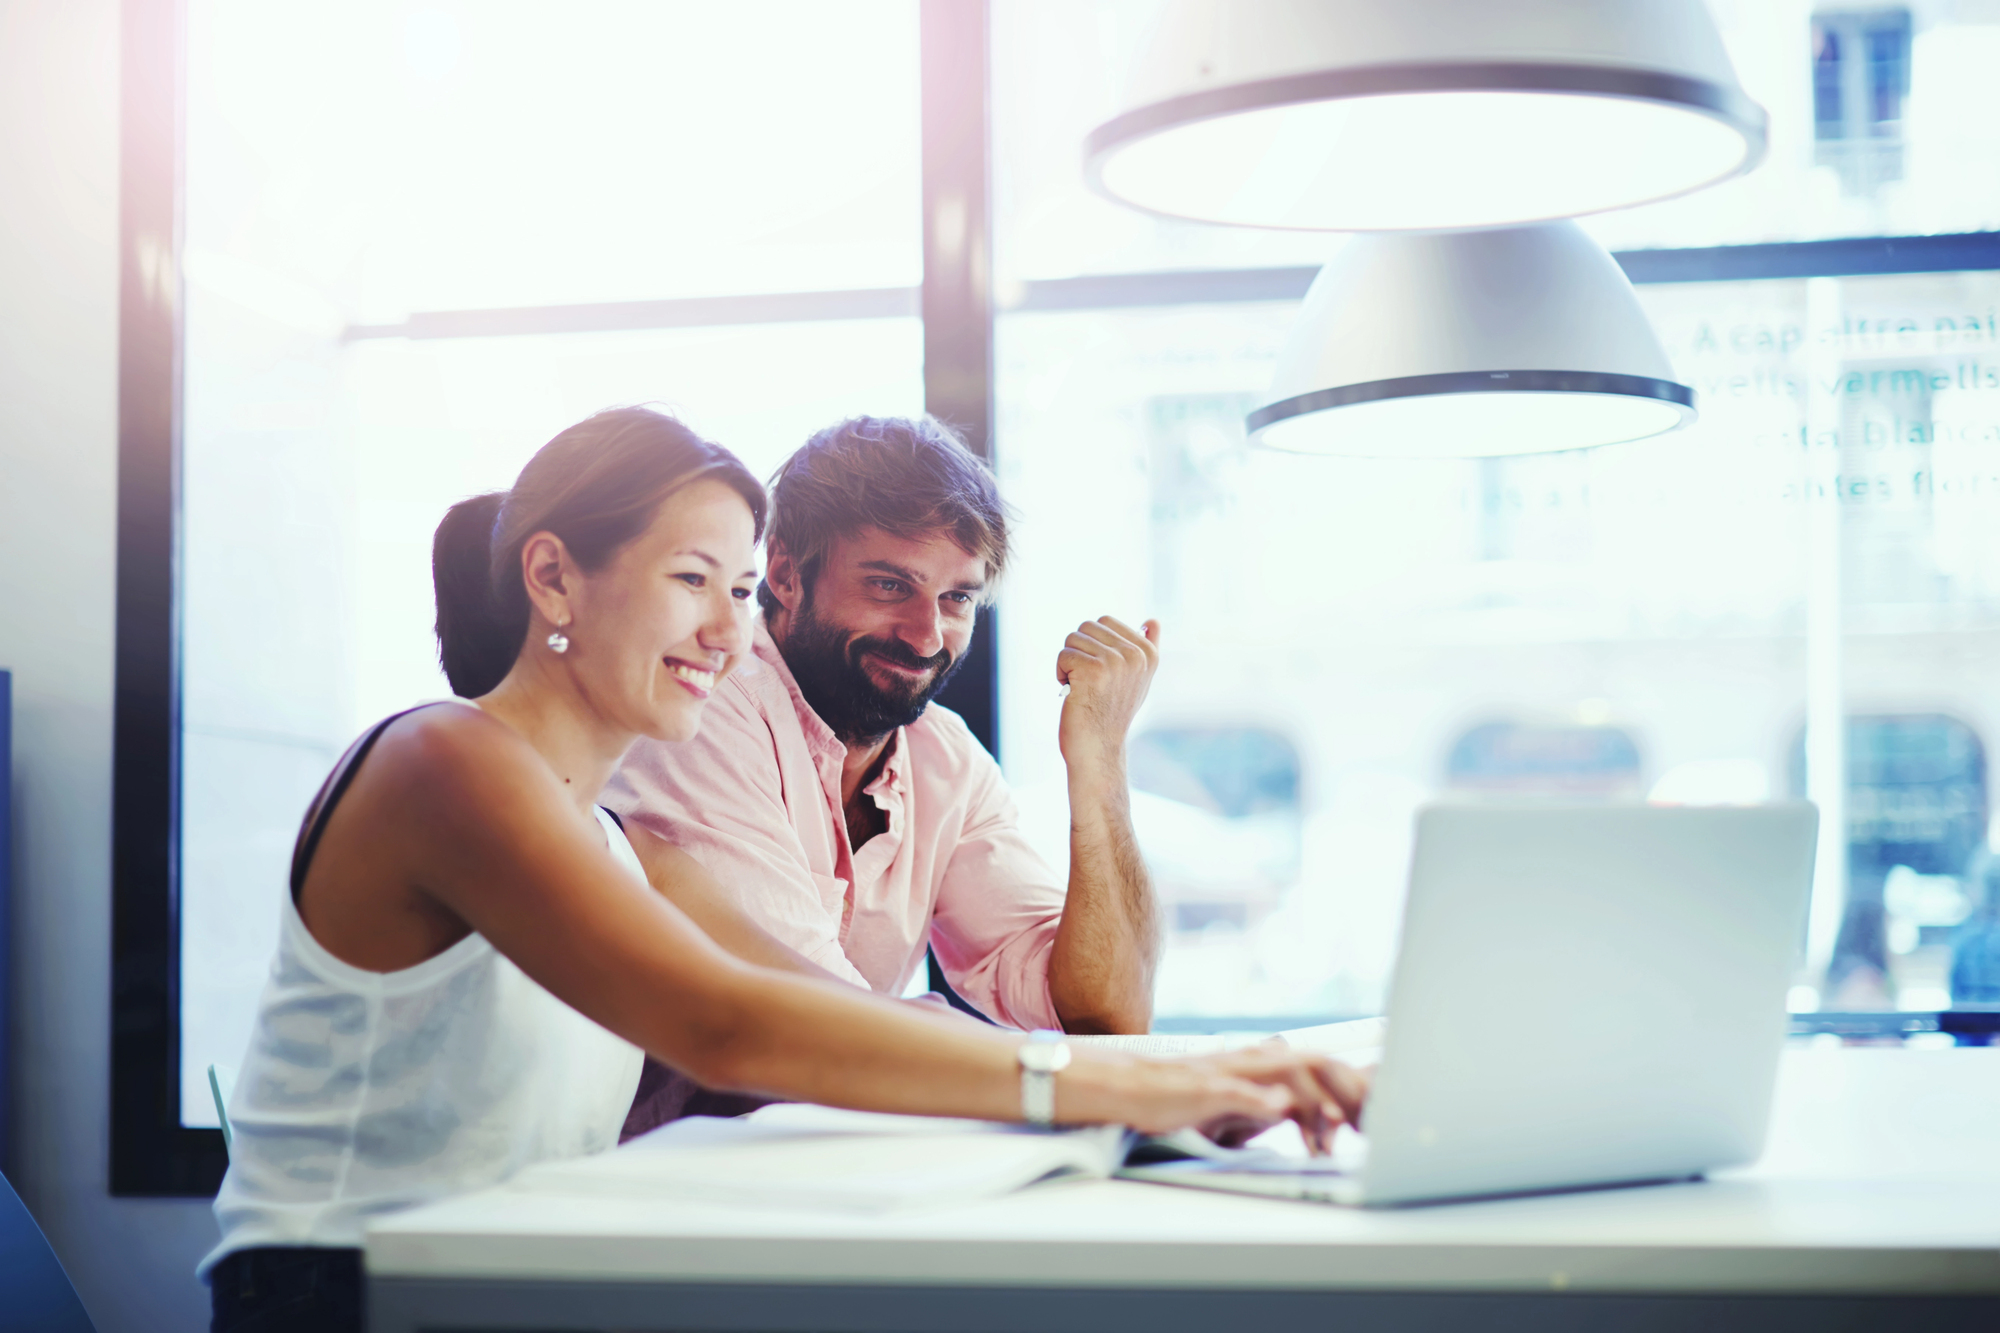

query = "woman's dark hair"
[432,406,767,698]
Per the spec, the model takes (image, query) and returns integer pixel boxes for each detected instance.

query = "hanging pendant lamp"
[1248,223,1693,457]
[1085,0,1766,233]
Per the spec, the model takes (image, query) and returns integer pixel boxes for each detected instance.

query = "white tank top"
[203,766,646,1274]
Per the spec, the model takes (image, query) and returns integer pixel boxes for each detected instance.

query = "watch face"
[1019,1039,1071,1074]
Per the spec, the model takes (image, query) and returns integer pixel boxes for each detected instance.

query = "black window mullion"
[112,0,227,1196]
[920,0,999,762]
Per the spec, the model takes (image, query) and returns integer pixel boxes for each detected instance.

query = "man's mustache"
[849,636,952,677]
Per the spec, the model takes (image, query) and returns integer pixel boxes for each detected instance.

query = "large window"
[990,270,2000,1020]
[990,0,2000,1024]
[118,0,2000,1191]
[123,0,928,1185]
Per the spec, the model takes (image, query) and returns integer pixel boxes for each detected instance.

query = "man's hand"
[1056,616,1161,772]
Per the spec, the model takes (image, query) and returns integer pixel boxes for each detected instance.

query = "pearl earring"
[547,622,570,654]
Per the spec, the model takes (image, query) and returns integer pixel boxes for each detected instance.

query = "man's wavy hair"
[757,415,1011,615]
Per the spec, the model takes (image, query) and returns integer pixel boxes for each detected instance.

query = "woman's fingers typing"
[1073,1045,1370,1154]
[1315,1057,1372,1131]
[1208,1048,1368,1154]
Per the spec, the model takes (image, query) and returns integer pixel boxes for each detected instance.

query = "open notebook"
[508,1019,1381,1213]
[510,1104,1130,1212]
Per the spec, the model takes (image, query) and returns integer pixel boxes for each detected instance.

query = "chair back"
[0,1167,97,1332]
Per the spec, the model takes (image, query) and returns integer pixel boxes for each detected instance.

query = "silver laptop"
[1123,802,1818,1207]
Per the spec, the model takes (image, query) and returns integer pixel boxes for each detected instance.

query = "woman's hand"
[1060,1046,1370,1155]
[1188,1047,1372,1153]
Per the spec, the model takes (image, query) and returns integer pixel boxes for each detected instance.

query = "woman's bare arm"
[331,707,1362,1139]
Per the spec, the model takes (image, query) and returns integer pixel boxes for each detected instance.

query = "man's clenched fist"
[1055,616,1161,772]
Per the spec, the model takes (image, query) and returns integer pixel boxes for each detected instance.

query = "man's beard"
[781,595,963,745]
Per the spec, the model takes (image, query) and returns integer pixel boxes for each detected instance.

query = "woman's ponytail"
[428,407,768,701]
[432,492,522,698]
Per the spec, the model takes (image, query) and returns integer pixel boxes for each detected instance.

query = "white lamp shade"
[1249,222,1694,458]
[1086,0,1766,233]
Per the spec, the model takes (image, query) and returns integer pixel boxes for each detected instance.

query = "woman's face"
[565,478,760,743]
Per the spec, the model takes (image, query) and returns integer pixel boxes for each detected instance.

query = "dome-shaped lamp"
[1085,0,1766,233]
[1248,223,1694,458]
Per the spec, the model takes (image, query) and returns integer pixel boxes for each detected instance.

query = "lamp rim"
[1086,59,1769,231]
[1247,368,1696,437]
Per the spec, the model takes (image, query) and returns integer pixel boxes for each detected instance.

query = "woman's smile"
[664,657,718,698]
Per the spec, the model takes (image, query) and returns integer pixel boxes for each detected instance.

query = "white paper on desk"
[1071,1016,1385,1063]
[510,1104,1131,1213]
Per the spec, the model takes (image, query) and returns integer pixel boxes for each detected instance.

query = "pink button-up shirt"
[605,621,1064,1031]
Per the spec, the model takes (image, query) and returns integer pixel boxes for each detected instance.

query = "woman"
[204,407,1365,1332]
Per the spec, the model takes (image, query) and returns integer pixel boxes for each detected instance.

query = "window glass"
[1788,713,1986,1009]
[189,0,921,320]
[992,1,2000,281]
[178,0,924,1126]
[991,1,1333,283]
[1130,726,1305,935]
[1585,1,2000,249]
[995,270,2000,1022]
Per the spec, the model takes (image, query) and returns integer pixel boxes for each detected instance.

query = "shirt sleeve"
[602,681,870,988]
[925,723,1067,1031]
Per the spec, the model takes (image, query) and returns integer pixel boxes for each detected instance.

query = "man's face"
[777,526,986,744]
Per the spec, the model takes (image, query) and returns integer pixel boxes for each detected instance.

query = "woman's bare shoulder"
[363,702,551,807]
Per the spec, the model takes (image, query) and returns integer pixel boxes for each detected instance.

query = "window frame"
[109,0,2000,1194]
[113,0,213,1196]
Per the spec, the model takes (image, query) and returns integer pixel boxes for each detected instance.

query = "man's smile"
[861,649,936,684]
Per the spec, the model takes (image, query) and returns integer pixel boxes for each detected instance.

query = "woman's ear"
[520,531,578,629]
[763,543,806,615]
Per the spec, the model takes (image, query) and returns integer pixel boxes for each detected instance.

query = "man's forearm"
[1047,757,1161,1034]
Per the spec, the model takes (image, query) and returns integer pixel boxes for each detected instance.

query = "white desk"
[366,1047,2000,1331]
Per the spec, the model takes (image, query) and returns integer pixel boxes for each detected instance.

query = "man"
[607,415,1162,1132]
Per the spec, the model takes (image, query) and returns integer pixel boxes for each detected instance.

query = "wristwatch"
[1017,1029,1072,1126]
